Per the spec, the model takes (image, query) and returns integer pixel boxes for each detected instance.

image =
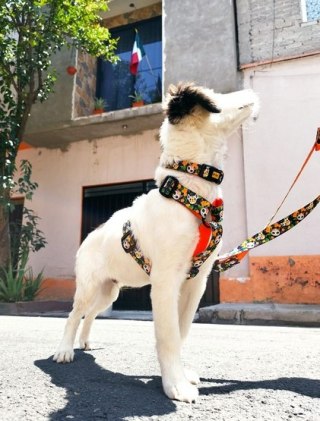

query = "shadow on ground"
[200,377,320,398]
[35,351,176,421]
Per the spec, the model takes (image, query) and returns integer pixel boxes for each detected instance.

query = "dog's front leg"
[151,269,199,403]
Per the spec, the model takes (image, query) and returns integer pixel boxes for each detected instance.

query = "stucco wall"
[243,55,320,257]
[17,131,160,278]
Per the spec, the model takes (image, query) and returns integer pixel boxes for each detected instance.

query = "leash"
[213,128,320,272]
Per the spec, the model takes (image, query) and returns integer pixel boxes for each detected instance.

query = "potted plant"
[93,97,106,114]
[129,91,145,107]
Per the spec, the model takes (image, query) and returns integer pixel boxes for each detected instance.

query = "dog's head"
[158,82,258,172]
[164,82,221,125]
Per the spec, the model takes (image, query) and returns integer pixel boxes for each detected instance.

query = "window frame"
[301,0,320,23]
[96,16,163,112]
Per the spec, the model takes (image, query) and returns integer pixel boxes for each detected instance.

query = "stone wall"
[73,52,97,118]
[237,0,320,66]
[74,2,162,118]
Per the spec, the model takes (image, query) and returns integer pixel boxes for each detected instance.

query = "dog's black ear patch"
[166,83,221,125]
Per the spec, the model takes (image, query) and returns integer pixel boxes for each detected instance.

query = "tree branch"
[0,63,19,94]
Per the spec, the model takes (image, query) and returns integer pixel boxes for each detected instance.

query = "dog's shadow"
[35,352,320,420]
[35,351,176,421]
[200,377,320,398]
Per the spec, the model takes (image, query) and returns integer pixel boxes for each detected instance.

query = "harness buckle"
[199,164,224,184]
[159,176,179,198]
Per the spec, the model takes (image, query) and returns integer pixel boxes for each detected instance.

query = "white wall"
[18,131,161,278]
[243,55,320,256]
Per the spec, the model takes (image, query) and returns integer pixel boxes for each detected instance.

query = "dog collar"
[164,160,224,184]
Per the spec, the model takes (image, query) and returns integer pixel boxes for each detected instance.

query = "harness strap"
[122,178,224,279]
[165,160,224,184]
[121,218,223,280]
[159,175,223,226]
[121,221,152,275]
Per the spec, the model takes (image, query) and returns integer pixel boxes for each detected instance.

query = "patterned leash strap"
[213,194,320,272]
[213,128,320,272]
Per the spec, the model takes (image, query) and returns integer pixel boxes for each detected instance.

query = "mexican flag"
[130,30,146,75]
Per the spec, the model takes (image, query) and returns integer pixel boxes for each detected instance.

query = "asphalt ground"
[0,316,319,421]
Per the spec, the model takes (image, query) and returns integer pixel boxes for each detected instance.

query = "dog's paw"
[53,348,74,363]
[184,368,200,385]
[163,379,199,403]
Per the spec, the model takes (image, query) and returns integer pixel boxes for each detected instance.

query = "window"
[301,0,320,22]
[96,16,162,112]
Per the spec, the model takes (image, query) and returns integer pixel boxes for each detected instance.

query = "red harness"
[191,197,223,256]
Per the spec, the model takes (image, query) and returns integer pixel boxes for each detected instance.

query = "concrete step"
[198,303,320,327]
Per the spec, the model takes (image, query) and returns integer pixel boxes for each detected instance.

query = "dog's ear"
[165,82,221,125]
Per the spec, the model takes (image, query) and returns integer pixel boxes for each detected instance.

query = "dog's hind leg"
[79,279,120,350]
[151,268,199,403]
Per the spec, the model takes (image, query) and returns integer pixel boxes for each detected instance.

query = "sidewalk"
[198,303,320,327]
[1,301,320,326]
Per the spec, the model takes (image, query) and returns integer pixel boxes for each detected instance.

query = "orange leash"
[268,127,320,225]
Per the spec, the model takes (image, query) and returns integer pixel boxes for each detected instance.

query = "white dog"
[54,83,258,403]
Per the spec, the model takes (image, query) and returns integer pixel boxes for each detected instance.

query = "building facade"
[18,0,320,306]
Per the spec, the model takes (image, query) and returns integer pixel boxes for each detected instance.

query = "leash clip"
[159,176,179,198]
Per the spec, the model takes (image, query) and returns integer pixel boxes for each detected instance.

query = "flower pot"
[132,100,144,108]
[93,108,104,115]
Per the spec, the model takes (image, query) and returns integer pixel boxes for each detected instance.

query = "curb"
[1,301,320,327]
[197,303,320,327]
[0,301,72,316]
[0,301,153,321]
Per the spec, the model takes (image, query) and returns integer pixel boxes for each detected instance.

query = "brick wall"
[237,0,320,65]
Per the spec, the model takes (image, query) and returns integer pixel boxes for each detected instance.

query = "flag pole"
[144,54,161,97]
[132,29,161,97]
